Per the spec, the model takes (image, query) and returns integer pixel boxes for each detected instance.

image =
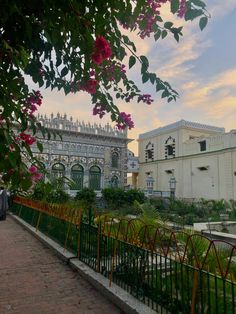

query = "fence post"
[64,209,74,252]
[77,211,82,259]
[18,204,23,217]
[96,221,101,273]
[191,267,199,314]
[36,212,42,232]
[109,239,118,287]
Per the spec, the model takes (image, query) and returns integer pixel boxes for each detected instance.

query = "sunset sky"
[37,0,236,155]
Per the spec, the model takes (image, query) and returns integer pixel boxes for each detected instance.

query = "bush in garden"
[149,197,166,211]
[75,187,96,209]
[102,188,126,210]
[125,189,146,205]
[46,189,70,204]
[31,178,70,204]
[31,181,54,201]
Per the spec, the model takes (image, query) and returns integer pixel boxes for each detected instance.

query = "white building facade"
[138,120,236,200]
[31,113,131,195]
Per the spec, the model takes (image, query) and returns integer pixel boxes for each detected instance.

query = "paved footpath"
[0,216,123,314]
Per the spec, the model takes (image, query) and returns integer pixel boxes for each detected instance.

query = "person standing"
[0,187,8,221]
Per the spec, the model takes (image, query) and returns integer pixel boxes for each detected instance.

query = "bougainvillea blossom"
[116,112,134,130]
[29,165,43,182]
[138,94,154,105]
[23,90,43,116]
[91,36,112,65]
[93,103,107,118]
[177,0,187,18]
[79,79,98,94]
[19,132,36,145]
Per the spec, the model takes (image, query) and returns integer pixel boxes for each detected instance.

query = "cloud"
[183,68,236,106]
[179,67,236,130]
[209,0,236,18]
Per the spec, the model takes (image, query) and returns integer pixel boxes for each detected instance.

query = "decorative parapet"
[139,119,225,139]
[37,113,128,139]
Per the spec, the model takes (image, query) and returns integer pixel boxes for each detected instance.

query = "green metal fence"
[80,221,236,314]
[11,202,78,254]
[11,202,236,314]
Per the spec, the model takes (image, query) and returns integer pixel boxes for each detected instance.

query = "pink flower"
[23,90,43,116]
[91,36,112,65]
[79,79,98,94]
[19,132,36,145]
[32,172,43,181]
[138,94,154,105]
[177,0,187,18]
[91,53,104,65]
[116,112,134,130]
[93,103,106,118]
[29,165,38,173]
[29,165,43,182]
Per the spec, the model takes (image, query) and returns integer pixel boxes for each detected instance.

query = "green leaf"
[149,73,156,84]
[162,30,168,39]
[142,73,149,84]
[164,22,174,29]
[140,55,149,68]
[8,153,17,168]
[140,55,149,74]
[156,81,163,92]
[199,16,208,31]
[129,55,136,69]
[174,33,179,42]
[156,16,163,22]
[171,0,180,14]
[37,141,44,153]
[61,66,68,77]
[192,0,206,8]
[154,29,161,41]
[162,90,169,98]
[185,9,203,21]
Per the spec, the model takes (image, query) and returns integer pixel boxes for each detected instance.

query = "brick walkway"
[0,216,123,314]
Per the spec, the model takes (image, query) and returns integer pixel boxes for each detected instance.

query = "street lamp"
[169,175,177,198]
[146,175,155,195]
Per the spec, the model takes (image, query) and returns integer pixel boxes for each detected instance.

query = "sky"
[37,0,236,155]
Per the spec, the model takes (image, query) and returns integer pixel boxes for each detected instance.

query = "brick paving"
[0,216,123,314]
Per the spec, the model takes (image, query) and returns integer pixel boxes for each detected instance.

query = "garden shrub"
[101,188,145,210]
[46,189,70,204]
[75,187,96,208]
[102,188,126,210]
[125,189,146,205]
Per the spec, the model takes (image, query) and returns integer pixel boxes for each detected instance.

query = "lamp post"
[169,175,176,198]
[146,175,155,195]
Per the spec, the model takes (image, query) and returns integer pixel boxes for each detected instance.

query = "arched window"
[112,152,119,168]
[145,142,154,162]
[89,166,101,190]
[110,175,119,188]
[51,163,65,180]
[165,136,175,159]
[70,164,84,190]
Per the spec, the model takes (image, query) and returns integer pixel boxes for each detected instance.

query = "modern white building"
[31,113,132,194]
[138,120,236,200]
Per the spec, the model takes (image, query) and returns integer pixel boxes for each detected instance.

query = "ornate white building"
[32,113,132,194]
[138,120,236,200]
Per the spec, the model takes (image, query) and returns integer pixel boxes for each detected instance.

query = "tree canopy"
[0,0,209,190]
